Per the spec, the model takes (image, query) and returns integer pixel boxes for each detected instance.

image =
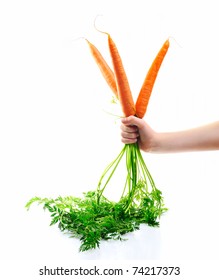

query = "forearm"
[151,121,219,153]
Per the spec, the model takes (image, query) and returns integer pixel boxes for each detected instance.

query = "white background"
[0,0,219,277]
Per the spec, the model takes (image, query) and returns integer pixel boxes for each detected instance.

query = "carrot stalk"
[135,39,170,118]
[86,39,118,98]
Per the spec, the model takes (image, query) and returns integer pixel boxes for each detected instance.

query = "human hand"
[120,116,157,152]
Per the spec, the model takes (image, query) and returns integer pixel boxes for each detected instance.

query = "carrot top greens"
[26,31,169,252]
[26,188,166,252]
[26,143,167,252]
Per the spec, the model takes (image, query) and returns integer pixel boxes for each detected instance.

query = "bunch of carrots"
[86,33,169,118]
[87,31,169,210]
[26,30,170,251]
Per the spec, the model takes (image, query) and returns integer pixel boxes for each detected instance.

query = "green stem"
[125,144,137,209]
[97,145,126,203]
[136,147,156,190]
[96,142,160,212]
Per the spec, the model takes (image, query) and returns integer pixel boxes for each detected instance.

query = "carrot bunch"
[87,31,169,211]
[25,30,170,252]
[86,33,169,118]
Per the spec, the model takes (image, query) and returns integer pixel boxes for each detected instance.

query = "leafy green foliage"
[26,143,168,251]
[25,190,167,252]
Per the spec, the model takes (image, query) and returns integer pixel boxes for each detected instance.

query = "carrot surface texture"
[135,39,169,118]
[26,32,169,252]
[106,33,136,116]
[86,39,118,98]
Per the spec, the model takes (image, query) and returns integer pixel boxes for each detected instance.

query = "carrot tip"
[72,36,87,43]
[93,15,110,37]
[168,36,182,48]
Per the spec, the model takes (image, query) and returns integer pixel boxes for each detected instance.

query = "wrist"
[139,131,160,153]
[146,132,173,153]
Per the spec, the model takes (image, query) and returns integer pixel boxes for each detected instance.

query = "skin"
[120,116,219,153]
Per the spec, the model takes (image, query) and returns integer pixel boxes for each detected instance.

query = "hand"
[120,116,157,152]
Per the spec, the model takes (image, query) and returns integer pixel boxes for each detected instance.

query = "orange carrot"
[135,39,170,118]
[106,34,136,117]
[86,39,118,98]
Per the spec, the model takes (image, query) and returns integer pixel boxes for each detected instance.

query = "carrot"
[135,39,170,118]
[86,39,118,98]
[106,33,136,117]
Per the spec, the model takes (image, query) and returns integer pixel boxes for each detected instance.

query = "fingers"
[121,115,145,128]
[121,124,138,133]
[121,133,139,144]
[120,117,140,144]
[121,129,139,139]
